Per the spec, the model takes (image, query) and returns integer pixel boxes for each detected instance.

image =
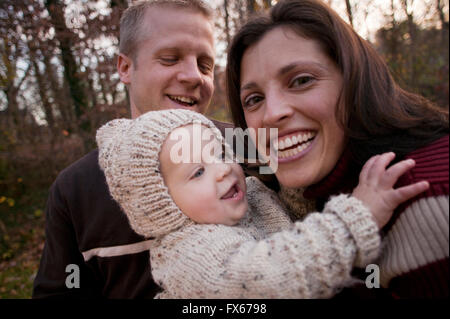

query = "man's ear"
[117,53,133,85]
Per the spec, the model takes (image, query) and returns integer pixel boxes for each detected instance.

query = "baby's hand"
[352,152,429,229]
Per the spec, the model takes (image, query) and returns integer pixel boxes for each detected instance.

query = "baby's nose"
[215,163,232,181]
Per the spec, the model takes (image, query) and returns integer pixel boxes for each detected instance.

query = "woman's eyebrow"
[240,82,258,92]
[241,61,329,92]
[278,61,329,76]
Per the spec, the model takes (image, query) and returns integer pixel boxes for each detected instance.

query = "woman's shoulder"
[405,134,448,162]
[396,134,448,196]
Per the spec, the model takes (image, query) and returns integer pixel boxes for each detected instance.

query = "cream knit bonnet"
[96,109,229,238]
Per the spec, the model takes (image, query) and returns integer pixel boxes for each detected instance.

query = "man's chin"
[179,104,207,115]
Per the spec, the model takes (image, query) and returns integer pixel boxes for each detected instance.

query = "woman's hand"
[352,152,429,229]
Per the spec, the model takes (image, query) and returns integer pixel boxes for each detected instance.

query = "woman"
[226,0,448,298]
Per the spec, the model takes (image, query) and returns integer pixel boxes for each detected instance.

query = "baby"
[96,109,428,299]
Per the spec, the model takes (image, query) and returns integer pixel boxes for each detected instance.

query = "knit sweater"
[33,119,234,299]
[297,135,449,298]
[150,176,381,299]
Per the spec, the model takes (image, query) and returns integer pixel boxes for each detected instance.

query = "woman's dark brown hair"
[226,0,448,165]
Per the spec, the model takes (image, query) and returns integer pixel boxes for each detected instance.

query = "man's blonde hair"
[119,0,213,62]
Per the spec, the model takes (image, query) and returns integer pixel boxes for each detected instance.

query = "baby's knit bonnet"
[96,109,228,238]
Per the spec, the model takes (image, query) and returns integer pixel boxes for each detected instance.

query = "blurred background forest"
[0,0,448,298]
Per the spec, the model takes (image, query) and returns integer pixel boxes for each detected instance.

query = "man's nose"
[177,57,203,88]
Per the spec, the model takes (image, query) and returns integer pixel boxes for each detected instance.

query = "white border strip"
[82,239,155,262]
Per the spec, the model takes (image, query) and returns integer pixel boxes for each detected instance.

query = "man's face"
[118,7,215,118]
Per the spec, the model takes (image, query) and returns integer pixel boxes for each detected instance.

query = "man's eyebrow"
[155,46,179,54]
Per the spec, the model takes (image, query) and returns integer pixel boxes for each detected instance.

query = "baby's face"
[160,124,248,226]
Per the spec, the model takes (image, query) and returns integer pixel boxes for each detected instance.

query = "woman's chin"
[275,171,314,189]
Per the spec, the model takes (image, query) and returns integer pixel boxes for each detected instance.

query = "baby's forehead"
[169,123,217,138]
[160,124,223,161]
[165,124,221,148]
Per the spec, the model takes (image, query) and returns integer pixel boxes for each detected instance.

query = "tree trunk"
[110,0,128,9]
[436,0,449,42]
[237,0,245,26]
[400,0,418,88]
[246,0,256,18]
[224,0,231,46]
[41,50,75,132]
[28,44,55,132]
[262,0,272,9]
[345,0,354,28]
[45,0,87,121]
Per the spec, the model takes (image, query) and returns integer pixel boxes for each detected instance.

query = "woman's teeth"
[278,140,313,158]
[273,132,316,158]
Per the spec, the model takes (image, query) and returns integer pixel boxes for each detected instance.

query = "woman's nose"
[262,90,294,127]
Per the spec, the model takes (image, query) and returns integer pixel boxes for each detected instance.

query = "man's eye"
[192,167,205,179]
[243,94,264,108]
[289,76,314,88]
[160,56,178,64]
[199,62,213,74]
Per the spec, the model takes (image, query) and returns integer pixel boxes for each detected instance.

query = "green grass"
[0,189,47,299]
[0,259,38,298]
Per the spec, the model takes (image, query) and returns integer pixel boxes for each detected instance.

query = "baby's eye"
[192,167,205,179]
[289,75,314,88]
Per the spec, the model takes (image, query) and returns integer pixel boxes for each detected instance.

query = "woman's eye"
[192,167,205,179]
[243,94,264,108]
[289,75,314,88]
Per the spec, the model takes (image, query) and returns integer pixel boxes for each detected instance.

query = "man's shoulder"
[53,149,103,189]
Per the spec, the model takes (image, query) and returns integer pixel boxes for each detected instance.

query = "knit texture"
[298,135,449,298]
[278,185,316,220]
[378,135,449,298]
[96,109,229,238]
[151,177,381,299]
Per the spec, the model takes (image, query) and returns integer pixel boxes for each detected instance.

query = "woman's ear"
[117,53,133,85]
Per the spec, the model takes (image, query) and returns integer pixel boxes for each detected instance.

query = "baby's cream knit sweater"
[150,177,381,299]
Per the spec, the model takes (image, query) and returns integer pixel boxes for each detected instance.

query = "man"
[33,0,232,298]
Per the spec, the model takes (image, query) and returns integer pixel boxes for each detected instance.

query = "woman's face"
[240,27,346,188]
